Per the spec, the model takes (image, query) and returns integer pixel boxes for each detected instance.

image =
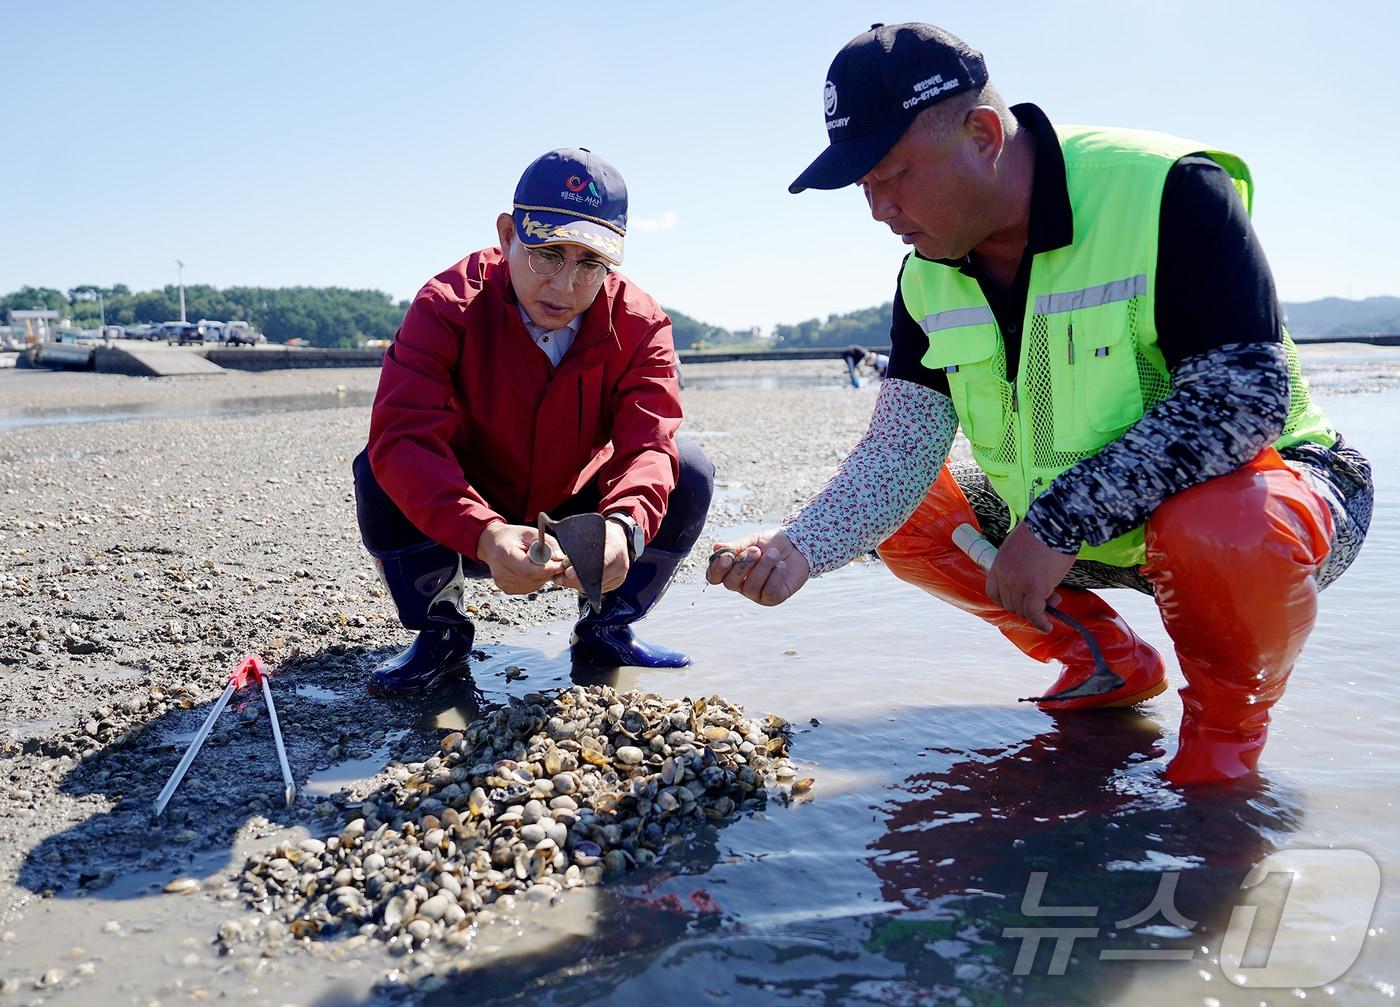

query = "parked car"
[165,322,205,345]
[223,321,265,346]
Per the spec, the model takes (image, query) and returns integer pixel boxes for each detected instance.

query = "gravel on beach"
[0,359,873,997]
[0,344,1392,999]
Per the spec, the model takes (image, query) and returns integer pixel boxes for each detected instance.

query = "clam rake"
[951,523,1126,703]
[152,653,295,817]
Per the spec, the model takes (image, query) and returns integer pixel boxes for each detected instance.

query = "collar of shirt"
[918,101,1073,276]
[517,304,583,362]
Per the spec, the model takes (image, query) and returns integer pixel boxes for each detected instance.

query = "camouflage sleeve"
[1023,342,1289,553]
[783,379,957,576]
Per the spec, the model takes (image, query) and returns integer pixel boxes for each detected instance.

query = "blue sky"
[5,2,1397,330]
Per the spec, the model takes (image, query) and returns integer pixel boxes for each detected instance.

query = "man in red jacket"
[353,148,713,696]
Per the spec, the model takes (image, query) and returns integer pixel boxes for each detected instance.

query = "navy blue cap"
[512,148,628,264]
[790,23,988,194]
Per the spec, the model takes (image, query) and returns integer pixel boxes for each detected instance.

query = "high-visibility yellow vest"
[900,125,1335,566]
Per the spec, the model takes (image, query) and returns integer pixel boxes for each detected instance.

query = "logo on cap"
[565,174,600,198]
[561,174,602,208]
[824,80,850,132]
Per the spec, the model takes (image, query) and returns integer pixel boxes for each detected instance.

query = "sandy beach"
[0,358,883,996]
[1,346,1396,1004]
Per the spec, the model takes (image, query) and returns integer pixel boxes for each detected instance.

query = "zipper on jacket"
[1067,321,1075,364]
[577,376,584,452]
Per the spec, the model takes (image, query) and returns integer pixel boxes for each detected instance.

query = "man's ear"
[964,106,1005,167]
[496,213,515,250]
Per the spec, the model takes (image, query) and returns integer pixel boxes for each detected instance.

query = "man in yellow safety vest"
[708,23,1372,786]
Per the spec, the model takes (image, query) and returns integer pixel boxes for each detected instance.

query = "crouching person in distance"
[354,148,713,696]
[709,24,1372,786]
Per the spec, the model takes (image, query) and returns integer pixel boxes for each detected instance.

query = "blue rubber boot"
[570,548,690,668]
[368,622,475,697]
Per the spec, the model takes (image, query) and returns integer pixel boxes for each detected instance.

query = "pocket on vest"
[921,322,1008,452]
[1046,301,1143,451]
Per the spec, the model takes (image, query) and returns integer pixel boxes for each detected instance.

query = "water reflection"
[394,691,1298,1005]
[0,390,375,430]
[679,373,855,391]
[865,709,1297,1004]
[347,556,1340,1007]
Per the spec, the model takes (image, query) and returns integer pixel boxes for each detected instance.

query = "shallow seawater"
[412,386,1398,1006]
[680,369,857,391]
[3,374,1396,1006]
[0,390,375,430]
[304,730,410,797]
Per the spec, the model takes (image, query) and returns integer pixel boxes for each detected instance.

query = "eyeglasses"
[525,247,611,287]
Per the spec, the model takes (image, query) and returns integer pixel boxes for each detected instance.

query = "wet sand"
[0,358,884,996]
[1,346,1396,1003]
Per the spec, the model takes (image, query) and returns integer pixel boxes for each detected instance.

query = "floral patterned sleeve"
[782,379,958,576]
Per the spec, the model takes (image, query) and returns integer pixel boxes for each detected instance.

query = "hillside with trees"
[6,284,1397,350]
[1280,297,1400,338]
[773,302,893,348]
[768,296,1400,348]
[663,306,746,350]
[1,284,408,348]
[1,283,751,351]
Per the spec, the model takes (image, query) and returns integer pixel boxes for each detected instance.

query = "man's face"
[856,112,997,262]
[496,214,610,330]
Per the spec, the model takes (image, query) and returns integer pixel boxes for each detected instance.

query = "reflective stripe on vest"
[922,306,996,334]
[1033,274,1146,316]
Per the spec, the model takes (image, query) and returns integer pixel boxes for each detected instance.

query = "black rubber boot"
[368,622,475,697]
[570,548,690,668]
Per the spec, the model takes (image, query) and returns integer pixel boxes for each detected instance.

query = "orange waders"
[878,450,1332,785]
[1143,448,1331,784]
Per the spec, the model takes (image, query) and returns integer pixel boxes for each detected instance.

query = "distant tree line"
[773,302,893,348]
[1280,296,1400,338]
[0,284,409,348]
[765,295,1400,347]
[12,281,1383,350]
[663,306,748,350]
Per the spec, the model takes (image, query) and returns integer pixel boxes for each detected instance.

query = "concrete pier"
[16,334,1394,378]
[94,344,226,377]
[203,346,386,370]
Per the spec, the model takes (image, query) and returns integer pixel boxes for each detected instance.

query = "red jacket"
[367,247,682,561]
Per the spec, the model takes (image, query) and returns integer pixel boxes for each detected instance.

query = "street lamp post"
[79,287,105,336]
[176,260,187,323]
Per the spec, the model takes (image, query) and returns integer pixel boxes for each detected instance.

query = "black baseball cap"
[789,23,988,194]
[512,148,628,265]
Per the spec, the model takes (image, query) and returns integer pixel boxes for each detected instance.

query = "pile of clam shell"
[232,685,803,957]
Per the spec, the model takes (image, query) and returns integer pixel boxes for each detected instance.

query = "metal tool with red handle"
[153,653,295,816]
